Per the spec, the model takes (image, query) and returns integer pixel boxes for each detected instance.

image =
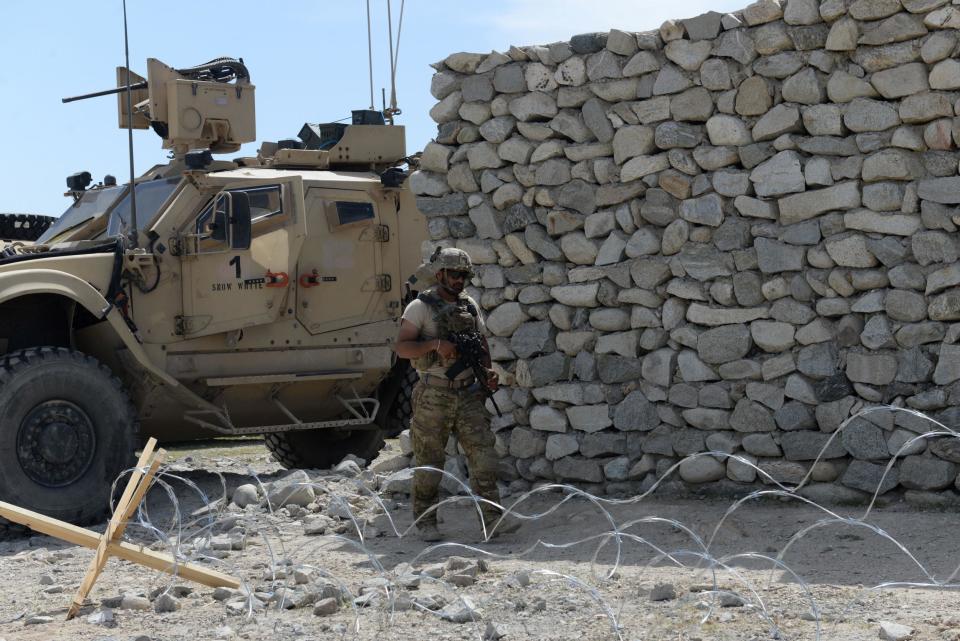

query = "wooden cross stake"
[0,437,241,620]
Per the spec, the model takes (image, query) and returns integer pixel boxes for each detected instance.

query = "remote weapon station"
[0,57,426,524]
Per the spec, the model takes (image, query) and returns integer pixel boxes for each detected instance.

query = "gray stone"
[797,342,839,379]
[670,87,715,122]
[751,151,805,197]
[842,460,899,494]
[679,456,726,483]
[698,325,752,364]
[653,65,694,95]
[918,177,960,204]
[682,408,732,430]
[789,24,829,50]
[932,343,960,384]
[701,60,732,92]
[686,303,770,326]
[754,52,804,79]
[730,399,776,432]
[655,122,703,149]
[494,65,526,93]
[706,114,752,146]
[921,30,956,64]
[231,484,259,508]
[678,350,720,382]
[529,406,569,433]
[621,154,671,182]
[824,234,877,268]
[871,63,930,99]
[826,17,859,51]
[751,320,796,352]
[683,11,723,40]
[781,431,847,460]
[544,433,578,460]
[878,622,915,641]
[679,194,724,227]
[623,51,661,77]
[913,230,959,265]
[756,238,805,274]
[266,470,316,507]
[736,76,772,116]
[742,433,782,457]
[846,352,897,385]
[841,418,890,460]
[642,348,677,387]
[776,401,816,431]
[900,455,958,490]
[753,105,803,142]
[509,93,558,122]
[844,98,900,133]
[597,354,645,383]
[614,390,659,431]
[553,457,603,483]
[713,29,758,65]
[613,125,656,164]
[665,40,713,72]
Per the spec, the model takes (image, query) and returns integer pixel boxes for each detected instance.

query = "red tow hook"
[265,271,289,287]
[299,269,321,288]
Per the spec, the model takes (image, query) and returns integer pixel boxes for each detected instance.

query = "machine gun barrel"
[62,81,148,104]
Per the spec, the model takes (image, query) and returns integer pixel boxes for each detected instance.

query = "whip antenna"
[385,0,405,124]
[366,0,375,110]
[122,0,138,247]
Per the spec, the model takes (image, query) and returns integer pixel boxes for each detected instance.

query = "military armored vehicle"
[0,57,426,524]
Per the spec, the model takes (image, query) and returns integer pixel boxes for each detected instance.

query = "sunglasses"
[444,270,470,280]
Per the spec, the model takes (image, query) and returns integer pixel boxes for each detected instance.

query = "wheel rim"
[16,400,96,488]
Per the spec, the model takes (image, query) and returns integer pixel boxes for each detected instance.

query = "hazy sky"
[0,0,746,216]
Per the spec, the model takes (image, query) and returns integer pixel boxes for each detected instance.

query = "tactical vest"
[410,290,478,372]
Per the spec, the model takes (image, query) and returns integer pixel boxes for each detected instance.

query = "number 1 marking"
[229,255,241,279]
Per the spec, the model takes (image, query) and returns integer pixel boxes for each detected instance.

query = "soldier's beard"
[437,274,464,297]
[439,279,464,296]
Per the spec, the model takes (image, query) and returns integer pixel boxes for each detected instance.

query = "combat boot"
[417,523,443,542]
[482,512,522,539]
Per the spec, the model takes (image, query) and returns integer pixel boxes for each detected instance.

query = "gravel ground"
[0,437,958,641]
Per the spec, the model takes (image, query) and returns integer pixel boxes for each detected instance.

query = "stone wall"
[410,0,960,504]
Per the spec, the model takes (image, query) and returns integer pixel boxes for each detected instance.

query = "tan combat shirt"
[401,289,486,381]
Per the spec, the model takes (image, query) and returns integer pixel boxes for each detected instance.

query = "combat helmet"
[431,247,473,275]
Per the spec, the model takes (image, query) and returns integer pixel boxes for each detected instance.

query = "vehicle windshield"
[106,178,180,237]
[36,186,125,243]
[36,178,180,244]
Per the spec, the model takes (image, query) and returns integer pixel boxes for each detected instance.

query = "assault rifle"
[444,330,502,416]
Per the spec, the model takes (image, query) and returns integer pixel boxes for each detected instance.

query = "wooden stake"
[67,438,163,619]
[0,501,241,588]
[0,437,241,620]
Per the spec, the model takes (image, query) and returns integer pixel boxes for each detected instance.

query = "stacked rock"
[413,0,960,504]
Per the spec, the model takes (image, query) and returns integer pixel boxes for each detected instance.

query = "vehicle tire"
[0,213,56,242]
[383,363,418,437]
[264,426,385,470]
[0,347,137,529]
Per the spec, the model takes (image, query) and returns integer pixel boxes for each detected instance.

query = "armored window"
[194,184,286,252]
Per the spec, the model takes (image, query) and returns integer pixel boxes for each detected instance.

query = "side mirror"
[230,191,251,249]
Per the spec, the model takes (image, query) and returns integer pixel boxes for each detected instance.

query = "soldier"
[394,247,519,541]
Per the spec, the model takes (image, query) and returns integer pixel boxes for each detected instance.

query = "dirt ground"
[0,437,958,641]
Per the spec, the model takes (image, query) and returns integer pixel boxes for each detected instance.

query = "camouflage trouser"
[409,381,501,527]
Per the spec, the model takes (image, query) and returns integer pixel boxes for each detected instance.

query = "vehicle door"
[295,187,397,334]
[179,178,305,337]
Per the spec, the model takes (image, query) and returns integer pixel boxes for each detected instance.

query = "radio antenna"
[366,0,375,110]
[384,0,405,124]
[122,0,138,247]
